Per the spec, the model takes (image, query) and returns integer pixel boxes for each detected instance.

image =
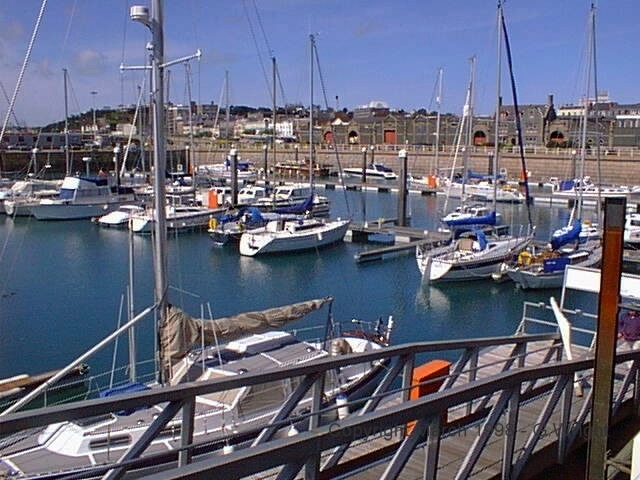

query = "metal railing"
[4,299,636,480]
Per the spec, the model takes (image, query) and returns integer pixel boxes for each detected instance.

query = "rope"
[0,0,48,166]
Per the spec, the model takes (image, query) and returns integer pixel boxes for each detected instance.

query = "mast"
[150,0,169,384]
[434,67,443,176]
[493,3,503,212]
[224,70,230,141]
[271,56,276,183]
[130,0,169,383]
[578,8,595,223]
[309,34,315,188]
[462,56,476,201]
[500,2,533,228]
[590,3,602,222]
[63,68,70,176]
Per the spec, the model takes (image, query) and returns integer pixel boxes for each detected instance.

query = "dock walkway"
[346,219,450,263]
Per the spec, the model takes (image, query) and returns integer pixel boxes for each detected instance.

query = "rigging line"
[251,0,287,106]
[242,0,272,103]
[275,62,288,109]
[500,6,533,230]
[58,0,78,63]
[0,81,22,128]
[205,75,226,164]
[0,0,48,160]
[251,0,274,58]
[312,38,351,218]
[410,68,443,174]
[120,0,131,108]
[121,75,148,173]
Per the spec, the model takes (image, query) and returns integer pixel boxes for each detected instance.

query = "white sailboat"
[239,34,350,256]
[416,5,533,283]
[499,5,603,289]
[0,4,390,478]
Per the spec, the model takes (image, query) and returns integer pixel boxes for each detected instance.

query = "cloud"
[73,49,108,76]
[0,20,26,63]
[353,19,381,38]
[0,20,25,43]
[29,58,55,80]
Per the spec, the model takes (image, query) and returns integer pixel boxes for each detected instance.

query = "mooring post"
[586,196,626,480]
[398,149,408,227]
[229,147,238,206]
[361,146,368,184]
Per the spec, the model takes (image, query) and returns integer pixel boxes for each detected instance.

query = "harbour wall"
[1,145,637,186]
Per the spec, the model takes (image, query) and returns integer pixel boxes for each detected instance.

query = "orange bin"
[407,359,451,435]
[208,189,219,208]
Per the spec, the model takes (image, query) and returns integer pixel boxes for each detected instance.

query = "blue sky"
[0,0,637,127]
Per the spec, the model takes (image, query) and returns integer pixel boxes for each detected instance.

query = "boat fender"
[330,338,353,356]
[336,394,349,420]
[518,251,532,265]
[208,218,217,230]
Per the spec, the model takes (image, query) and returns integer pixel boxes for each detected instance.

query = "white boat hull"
[31,201,127,220]
[239,218,350,256]
[417,233,532,282]
[505,242,603,290]
[131,206,223,233]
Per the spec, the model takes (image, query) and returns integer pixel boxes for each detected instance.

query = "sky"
[0,0,638,128]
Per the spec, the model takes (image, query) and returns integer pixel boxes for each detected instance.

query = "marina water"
[0,188,579,382]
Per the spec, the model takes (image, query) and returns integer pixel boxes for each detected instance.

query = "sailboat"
[499,5,603,289]
[0,4,390,478]
[238,34,350,257]
[416,4,533,283]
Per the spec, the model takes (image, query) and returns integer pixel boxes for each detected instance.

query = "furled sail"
[160,297,333,373]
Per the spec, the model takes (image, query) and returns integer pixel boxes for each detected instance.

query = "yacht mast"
[130,0,169,383]
[309,34,315,188]
[462,56,476,201]
[63,68,71,176]
[578,8,595,223]
[434,67,443,176]
[493,3,503,211]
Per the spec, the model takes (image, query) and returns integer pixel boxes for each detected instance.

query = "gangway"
[1,268,640,479]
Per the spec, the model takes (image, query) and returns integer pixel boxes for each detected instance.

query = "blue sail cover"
[474,230,488,250]
[274,194,314,214]
[444,210,497,227]
[550,220,582,250]
[219,206,264,224]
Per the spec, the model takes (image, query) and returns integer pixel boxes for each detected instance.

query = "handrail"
[119,351,640,480]
[0,332,558,431]
[2,332,637,480]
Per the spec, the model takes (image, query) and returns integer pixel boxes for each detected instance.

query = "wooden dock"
[346,220,450,263]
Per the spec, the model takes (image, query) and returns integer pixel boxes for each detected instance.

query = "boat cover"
[274,194,314,214]
[160,297,332,375]
[550,220,581,250]
[444,210,497,227]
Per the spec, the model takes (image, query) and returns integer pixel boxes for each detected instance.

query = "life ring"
[518,251,532,265]
[208,218,217,230]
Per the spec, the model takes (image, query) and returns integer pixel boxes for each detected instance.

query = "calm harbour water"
[0,187,580,381]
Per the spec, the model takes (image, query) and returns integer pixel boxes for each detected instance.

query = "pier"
[345,219,449,263]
